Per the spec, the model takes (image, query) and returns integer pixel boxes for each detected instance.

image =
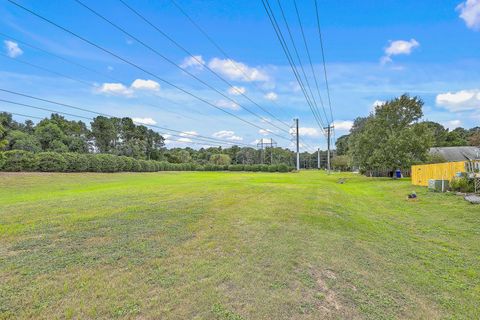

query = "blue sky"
[1,0,479,150]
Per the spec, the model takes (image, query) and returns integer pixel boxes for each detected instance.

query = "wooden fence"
[411,161,467,186]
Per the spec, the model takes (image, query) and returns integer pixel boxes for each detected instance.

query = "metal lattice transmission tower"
[257,138,278,165]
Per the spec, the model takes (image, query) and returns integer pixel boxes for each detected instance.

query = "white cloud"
[180,131,199,137]
[177,137,192,143]
[381,39,419,64]
[132,117,157,125]
[212,130,243,141]
[4,40,23,58]
[457,0,480,30]
[131,79,160,91]
[208,58,269,82]
[289,127,322,137]
[97,83,133,96]
[216,99,240,110]
[333,120,353,131]
[264,92,278,101]
[444,120,462,129]
[97,79,160,96]
[372,100,386,108]
[436,89,480,111]
[227,86,246,95]
[180,55,205,69]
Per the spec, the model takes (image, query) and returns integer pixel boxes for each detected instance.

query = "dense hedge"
[0,151,294,173]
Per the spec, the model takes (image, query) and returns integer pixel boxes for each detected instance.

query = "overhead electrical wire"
[0,53,93,87]
[0,89,253,147]
[314,0,334,125]
[0,39,216,122]
[0,99,245,147]
[273,0,327,129]
[1,111,44,121]
[261,0,325,134]
[117,0,291,131]
[0,108,228,148]
[6,0,292,143]
[72,0,290,137]
[292,0,329,124]
[168,0,315,151]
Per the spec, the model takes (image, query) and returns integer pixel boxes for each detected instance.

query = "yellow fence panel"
[411,161,467,186]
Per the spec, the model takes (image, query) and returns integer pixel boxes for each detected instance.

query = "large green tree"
[91,116,116,153]
[34,122,68,152]
[348,94,434,171]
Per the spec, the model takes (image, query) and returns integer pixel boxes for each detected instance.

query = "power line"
[1,111,44,120]
[73,0,290,137]
[169,0,290,124]
[0,101,243,148]
[0,40,220,122]
[6,0,291,142]
[118,0,292,131]
[314,0,334,124]
[1,108,228,148]
[0,89,252,147]
[0,31,120,84]
[0,99,231,146]
[261,0,325,133]
[2,47,316,151]
[273,0,327,128]
[169,0,314,150]
[292,0,329,124]
[1,53,93,87]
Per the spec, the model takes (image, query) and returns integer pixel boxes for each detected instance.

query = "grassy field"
[0,171,479,319]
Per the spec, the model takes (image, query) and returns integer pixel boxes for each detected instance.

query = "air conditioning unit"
[428,179,449,192]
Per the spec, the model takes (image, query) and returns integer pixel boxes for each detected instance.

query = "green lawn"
[0,171,479,319]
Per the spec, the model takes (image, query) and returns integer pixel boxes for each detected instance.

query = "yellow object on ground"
[411,161,466,186]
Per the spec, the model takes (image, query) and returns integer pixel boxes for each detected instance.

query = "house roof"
[429,146,480,162]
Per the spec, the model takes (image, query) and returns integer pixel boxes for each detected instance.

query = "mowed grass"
[0,171,479,319]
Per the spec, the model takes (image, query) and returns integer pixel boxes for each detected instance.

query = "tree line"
[0,112,297,172]
[334,94,480,172]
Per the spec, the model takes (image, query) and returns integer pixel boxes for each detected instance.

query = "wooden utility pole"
[317,148,320,169]
[324,125,334,173]
[295,118,300,171]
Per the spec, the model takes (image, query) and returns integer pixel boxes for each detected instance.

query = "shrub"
[156,161,167,171]
[36,152,67,172]
[228,164,244,171]
[259,164,269,172]
[147,160,158,172]
[86,154,101,172]
[243,165,254,172]
[115,156,127,172]
[268,164,278,172]
[63,153,89,172]
[277,164,290,172]
[96,154,119,172]
[250,164,261,172]
[2,150,37,171]
[450,177,474,193]
[131,159,142,172]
